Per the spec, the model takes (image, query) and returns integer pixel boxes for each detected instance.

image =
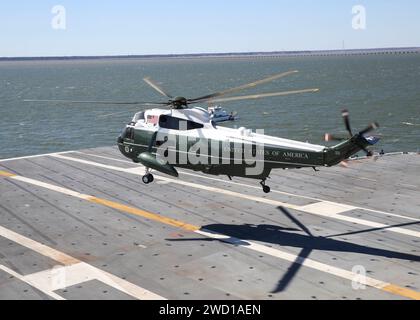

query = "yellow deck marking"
[382,284,420,300]
[88,197,200,232]
[0,170,16,177]
[1,168,419,300]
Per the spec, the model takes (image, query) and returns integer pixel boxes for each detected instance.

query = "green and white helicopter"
[27,70,379,193]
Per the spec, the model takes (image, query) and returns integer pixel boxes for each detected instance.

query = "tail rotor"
[325,109,380,164]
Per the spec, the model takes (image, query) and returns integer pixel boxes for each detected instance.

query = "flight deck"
[0,147,419,300]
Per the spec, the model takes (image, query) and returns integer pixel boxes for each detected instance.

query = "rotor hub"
[171,96,188,109]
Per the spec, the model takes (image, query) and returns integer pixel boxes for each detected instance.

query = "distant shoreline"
[1,47,419,61]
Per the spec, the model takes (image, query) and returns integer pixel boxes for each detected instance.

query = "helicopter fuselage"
[117,108,377,186]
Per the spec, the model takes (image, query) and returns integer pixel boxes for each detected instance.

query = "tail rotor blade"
[325,133,346,142]
[359,122,380,136]
[342,109,353,137]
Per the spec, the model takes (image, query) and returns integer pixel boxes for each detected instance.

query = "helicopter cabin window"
[159,115,204,131]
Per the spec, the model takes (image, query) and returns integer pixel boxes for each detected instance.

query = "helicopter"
[25,70,379,193]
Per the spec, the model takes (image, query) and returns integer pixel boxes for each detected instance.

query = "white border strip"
[0,151,75,163]
[0,265,65,300]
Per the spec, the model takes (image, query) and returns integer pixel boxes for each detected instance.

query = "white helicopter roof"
[138,108,325,152]
[144,108,212,125]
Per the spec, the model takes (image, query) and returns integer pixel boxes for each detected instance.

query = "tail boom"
[324,134,380,167]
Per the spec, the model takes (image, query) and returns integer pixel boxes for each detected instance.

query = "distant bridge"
[1,47,419,61]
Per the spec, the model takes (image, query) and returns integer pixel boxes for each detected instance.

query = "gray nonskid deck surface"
[0,146,419,300]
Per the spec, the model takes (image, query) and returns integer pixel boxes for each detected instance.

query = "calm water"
[1,54,420,159]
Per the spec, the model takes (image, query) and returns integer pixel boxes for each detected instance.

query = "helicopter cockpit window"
[159,115,204,131]
[121,127,135,140]
[132,112,145,123]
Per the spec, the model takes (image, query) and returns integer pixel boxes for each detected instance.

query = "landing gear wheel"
[260,179,271,194]
[142,173,154,184]
[263,185,271,194]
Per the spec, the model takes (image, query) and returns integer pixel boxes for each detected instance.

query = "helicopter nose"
[117,138,132,160]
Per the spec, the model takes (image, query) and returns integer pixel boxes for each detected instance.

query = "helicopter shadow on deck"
[166,207,420,294]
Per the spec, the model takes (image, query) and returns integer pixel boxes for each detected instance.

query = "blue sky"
[1,0,419,57]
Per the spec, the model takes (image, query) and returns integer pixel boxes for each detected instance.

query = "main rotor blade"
[97,110,141,119]
[143,77,173,98]
[24,99,168,106]
[189,70,299,103]
[195,88,319,104]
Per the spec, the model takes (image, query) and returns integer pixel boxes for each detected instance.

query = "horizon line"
[1,46,420,61]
